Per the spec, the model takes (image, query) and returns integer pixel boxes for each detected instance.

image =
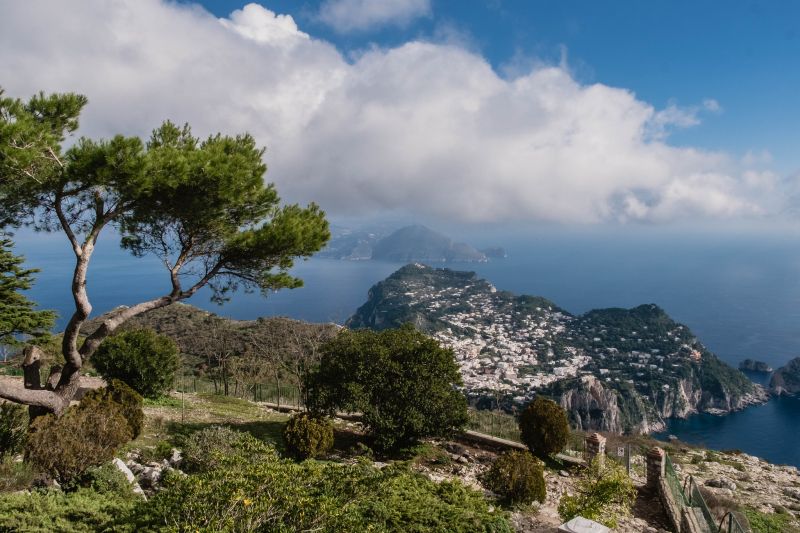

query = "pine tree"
[0,237,54,350]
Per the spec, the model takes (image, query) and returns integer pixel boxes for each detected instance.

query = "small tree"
[481,450,546,505]
[0,88,329,414]
[558,456,636,528]
[519,396,570,458]
[91,329,179,399]
[307,325,468,451]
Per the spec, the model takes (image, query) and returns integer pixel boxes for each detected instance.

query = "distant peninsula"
[348,264,767,434]
[318,225,501,263]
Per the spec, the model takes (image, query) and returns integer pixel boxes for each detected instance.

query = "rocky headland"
[770,357,800,396]
[739,358,773,373]
[348,264,768,434]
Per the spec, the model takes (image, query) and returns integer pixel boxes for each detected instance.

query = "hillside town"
[349,264,761,427]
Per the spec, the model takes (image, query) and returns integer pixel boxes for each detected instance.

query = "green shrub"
[558,456,637,528]
[0,487,134,532]
[0,402,28,457]
[180,425,278,473]
[91,329,180,398]
[132,458,512,532]
[283,413,334,459]
[25,394,133,485]
[482,450,546,504]
[80,463,136,498]
[81,379,144,438]
[743,507,797,533]
[519,397,570,458]
[307,326,468,452]
[139,439,174,464]
[0,456,35,492]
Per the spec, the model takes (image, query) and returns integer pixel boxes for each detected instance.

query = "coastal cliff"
[770,357,800,396]
[349,264,766,434]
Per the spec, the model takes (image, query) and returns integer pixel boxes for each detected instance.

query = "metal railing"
[684,476,718,532]
[665,453,750,533]
[718,512,748,533]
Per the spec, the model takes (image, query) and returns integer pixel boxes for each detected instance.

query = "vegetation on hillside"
[0,87,329,415]
[307,325,468,451]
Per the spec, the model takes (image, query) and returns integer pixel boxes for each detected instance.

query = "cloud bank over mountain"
[0,1,782,224]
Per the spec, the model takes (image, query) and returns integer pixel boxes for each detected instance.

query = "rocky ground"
[670,445,800,529]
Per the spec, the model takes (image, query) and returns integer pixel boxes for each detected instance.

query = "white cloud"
[0,0,780,224]
[317,0,431,33]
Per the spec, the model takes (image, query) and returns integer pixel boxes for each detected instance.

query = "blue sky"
[0,0,797,226]
[193,0,800,173]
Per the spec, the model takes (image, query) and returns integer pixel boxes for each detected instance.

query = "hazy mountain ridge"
[348,264,766,434]
[319,225,497,263]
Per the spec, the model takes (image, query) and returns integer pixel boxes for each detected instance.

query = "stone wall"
[647,446,709,533]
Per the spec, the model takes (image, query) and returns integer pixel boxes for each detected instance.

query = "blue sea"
[14,226,800,467]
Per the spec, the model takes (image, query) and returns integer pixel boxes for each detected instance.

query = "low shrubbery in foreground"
[135,455,511,532]
[25,385,140,485]
[558,457,636,528]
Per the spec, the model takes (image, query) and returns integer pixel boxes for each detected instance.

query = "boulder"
[706,478,737,491]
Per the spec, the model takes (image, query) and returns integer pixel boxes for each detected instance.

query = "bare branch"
[0,381,63,412]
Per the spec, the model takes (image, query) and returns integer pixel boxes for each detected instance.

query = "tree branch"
[0,381,63,412]
[54,192,82,257]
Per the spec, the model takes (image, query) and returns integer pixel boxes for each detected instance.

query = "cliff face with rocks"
[770,357,800,396]
[349,264,765,435]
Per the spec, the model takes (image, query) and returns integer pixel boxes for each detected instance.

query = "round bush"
[283,413,334,459]
[180,426,278,473]
[519,397,570,458]
[91,329,180,398]
[25,396,133,485]
[81,379,144,438]
[482,450,546,504]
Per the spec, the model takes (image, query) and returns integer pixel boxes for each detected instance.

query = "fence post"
[646,446,665,493]
[585,433,606,466]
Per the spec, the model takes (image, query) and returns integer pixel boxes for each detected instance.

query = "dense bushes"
[307,325,468,451]
[558,457,637,528]
[519,397,570,458]
[25,388,135,485]
[81,379,144,438]
[0,487,134,533]
[91,329,180,398]
[180,425,278,473]
[133,455,512,532]
[481,450,546,505]
[0,402,27,457]
[283,413,334,459]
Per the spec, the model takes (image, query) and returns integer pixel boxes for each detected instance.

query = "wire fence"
[466,409,521,442]
[173,374,305,409]
[665,453,749,533]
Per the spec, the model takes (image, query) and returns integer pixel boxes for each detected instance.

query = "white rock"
[112,458,135,484]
